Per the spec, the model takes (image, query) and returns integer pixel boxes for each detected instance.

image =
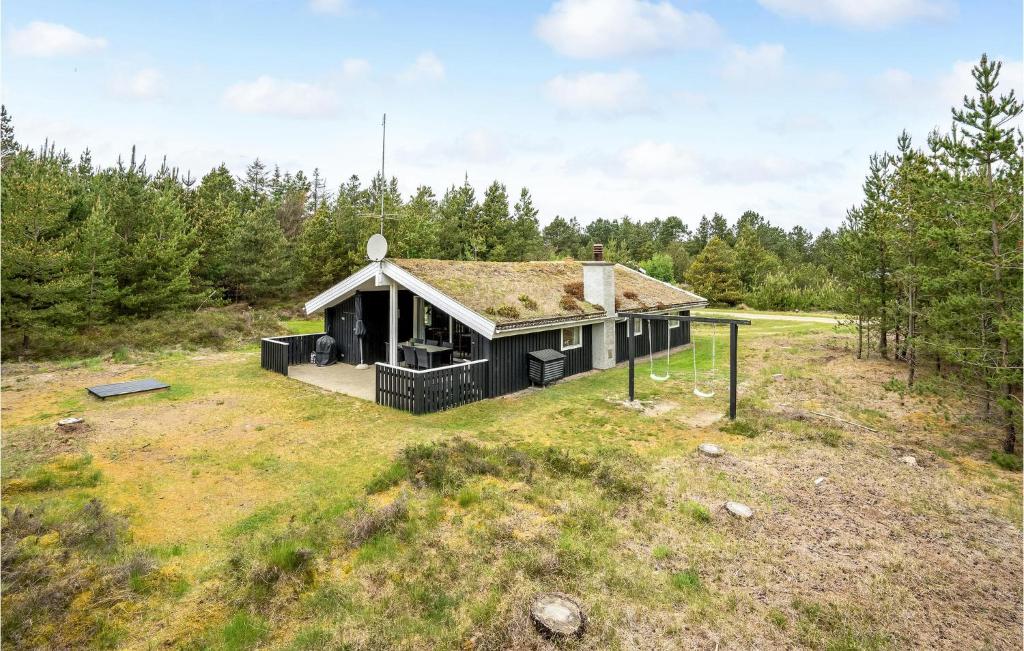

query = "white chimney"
[583,244,616,369]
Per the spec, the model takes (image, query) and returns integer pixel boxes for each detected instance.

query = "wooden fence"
[375,359,489,414]
[260,333,326,375]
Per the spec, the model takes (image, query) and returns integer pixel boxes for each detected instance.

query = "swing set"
[623,313,751,419]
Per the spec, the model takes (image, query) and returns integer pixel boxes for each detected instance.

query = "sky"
[3,0,1021,233]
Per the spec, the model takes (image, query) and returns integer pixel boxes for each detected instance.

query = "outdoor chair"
[426,338,439,346]
[412,337,424,344]
[401,345,418,368]
[415,347,431,370]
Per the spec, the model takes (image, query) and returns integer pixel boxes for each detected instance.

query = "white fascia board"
[381,261,497,338]
[304,263,379,315]
[492,315,611,338]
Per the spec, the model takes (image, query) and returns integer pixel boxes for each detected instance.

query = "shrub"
[495,304,520,319]
[1,499,154,649]
[991,451,1022,471]
[518,294,538,310]
[347,496,409,547]
[559,295,582,312]
[563,281,584,300]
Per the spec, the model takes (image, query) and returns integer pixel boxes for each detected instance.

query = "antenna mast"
[379,113,386,235]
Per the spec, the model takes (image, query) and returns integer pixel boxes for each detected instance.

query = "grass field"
[2,314,1020,649]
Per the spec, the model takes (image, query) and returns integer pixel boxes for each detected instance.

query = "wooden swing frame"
[622,313,751,420]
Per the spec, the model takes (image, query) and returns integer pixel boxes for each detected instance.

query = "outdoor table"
[403,341,454,368]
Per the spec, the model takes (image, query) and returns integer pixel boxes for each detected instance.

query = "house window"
[561,326,582,350]
[669,316,680,330]
[632,318,643,336]
[424,304,433,327]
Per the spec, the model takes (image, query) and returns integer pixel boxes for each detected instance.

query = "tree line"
[0,105,839,360]
[832,55,1022,453]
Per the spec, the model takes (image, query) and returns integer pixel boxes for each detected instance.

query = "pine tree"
[75,200,121,325]
[224,203,293,301]
[392,186,441,259]
[479,181,512,260]
[937,54,1023,452]
[437,179,480,259]
[118,186,202,316]
[685,236,743,305]
[507,187,544,261]
[1,148,82,354]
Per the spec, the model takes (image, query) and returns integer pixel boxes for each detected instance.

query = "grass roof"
[391,259,705,329]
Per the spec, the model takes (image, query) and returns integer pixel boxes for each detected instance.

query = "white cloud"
[620,140,698,178]
[870,58,1023,112]
[545,70,649,116]
[8,21,107,57]
[309,0,351,15]
[340,58,371,79]
[398,52,445,82]
[222,76,340,118]
[722,43,785,82]
[535,0,721,59]
[111,68,165,100]
[757,0,952,29]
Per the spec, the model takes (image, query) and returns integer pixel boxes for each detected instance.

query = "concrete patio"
[286,363,376,402]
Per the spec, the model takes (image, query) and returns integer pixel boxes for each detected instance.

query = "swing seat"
[693,388,715,398]
[650,373,669,382]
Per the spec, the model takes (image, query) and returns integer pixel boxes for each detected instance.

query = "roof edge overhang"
[304,263,379,315]
[304,260,498,338]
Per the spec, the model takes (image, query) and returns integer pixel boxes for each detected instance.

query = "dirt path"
[696,310,841,324]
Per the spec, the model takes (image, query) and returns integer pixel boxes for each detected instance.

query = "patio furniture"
[402,340,455,369]
[426,338,439,346]
[413,337,424,344]
[401,345,418,368]
[415,347,431,370]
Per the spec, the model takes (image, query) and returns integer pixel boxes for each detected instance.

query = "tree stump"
[698,443,724,458]
[725,501,753,519]
[530,593,585,638]
[56,417,85,432]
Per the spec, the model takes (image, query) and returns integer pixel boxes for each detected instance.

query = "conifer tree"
[685,236,743,305]
[1,147,82,354]
[75,200,121,325]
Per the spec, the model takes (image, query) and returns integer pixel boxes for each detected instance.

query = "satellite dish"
[367,233,388,261]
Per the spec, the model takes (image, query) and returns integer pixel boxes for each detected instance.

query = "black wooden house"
[263,248,706,413]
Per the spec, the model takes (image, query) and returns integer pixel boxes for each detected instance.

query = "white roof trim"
[492,314,613,338]
[304,263,379,315]
[380,261,497,338]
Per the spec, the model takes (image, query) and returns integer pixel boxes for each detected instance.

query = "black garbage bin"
[314,335,337,366]
[528,349,566,386]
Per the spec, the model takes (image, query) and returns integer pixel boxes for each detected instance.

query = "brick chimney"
[583,243,616,369]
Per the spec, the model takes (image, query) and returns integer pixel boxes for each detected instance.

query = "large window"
[632,318,643,336]
[561,326,582,350]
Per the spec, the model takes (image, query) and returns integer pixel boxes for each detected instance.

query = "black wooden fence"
[260,333,325,375]
[375,359,489,414]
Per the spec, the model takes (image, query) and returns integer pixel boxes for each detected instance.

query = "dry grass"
[391,259,702,326]
[1,315,1020,648]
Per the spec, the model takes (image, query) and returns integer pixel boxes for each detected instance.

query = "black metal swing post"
[623,313,750,420]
